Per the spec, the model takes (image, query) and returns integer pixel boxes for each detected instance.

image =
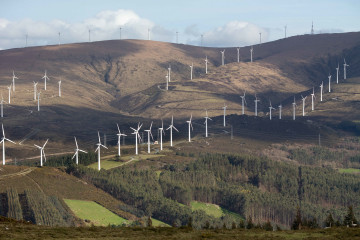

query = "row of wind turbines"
[1,70,62,116]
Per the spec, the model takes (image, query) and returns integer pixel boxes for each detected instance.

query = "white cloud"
[202,21,268,47]
[0,11,268,49]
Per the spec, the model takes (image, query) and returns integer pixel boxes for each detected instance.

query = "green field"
[190,201,243,220]
[339,168,360,174]
[152,218,171,227]
[64,199,127,226]
[88,154,165,170]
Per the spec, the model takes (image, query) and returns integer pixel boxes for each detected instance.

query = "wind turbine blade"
[1,124,4,137]
[138,123,143,130]
[150,132,154,141]
[208,117,213,121]
[95,145,100,152]
[43,150,46,162]
[5,138,16,144]
[117,123,120,133]
[74,136,78,149]
[166,126,171,130]
[173,126,179,132]
[79,149,87,154]
[150,121,153,131]
[130,127,136,131]
[191,123,194,131]
[101,144,108,149]
[34,144,42,149]
[43,139,49,148]
[98,131,101,143]
[72,151,77,160]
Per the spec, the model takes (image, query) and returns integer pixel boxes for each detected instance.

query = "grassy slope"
[0,166,136,221]
[190,201,243,220]
[339,168,360,174]
[64,199,127,226]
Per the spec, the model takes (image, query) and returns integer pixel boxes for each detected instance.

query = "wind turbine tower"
[278,104,282,120]
[237,48,240,63]
[328,73,331,92]
[250,46,253,62]
[144,122,154,153]
[37,92,41,111]
[0,95,5,118]
[12,71,18,92]
[190,63,193,80]
[269,100,275,120]
[284,25,287,38]
[131,123,142,155]
[240,91,246,115]
[1,124,16,165]
[301,95,307,116]
[158,120,165,150]
[311,87,316,111]
[166,74,169,90]
[7,84,11,104]
[343,58,349,80]
[259,32,262,44]
[205,56,209,74]
[95,131,108,170]
[204,110,212,137]
[168,65,171,82]
[320,81,323,102]
[222,103,227,127]
[42,70,50,90]
[220,50,225,66]
[34,139,48,167]
[254,95,260,116]
[292,96,296,120]
[166,116,178,147]
[116,124,127,156]
[186,115,193,142]
[33,82,38,100]
[72,137,87,165]
[58,79,61,97]
[311,21,314,35]
[336,63,339,84]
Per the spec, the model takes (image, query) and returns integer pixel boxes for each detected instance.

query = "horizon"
[1,0,359,50]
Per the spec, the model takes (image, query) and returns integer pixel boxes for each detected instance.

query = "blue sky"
[0,0,359,49]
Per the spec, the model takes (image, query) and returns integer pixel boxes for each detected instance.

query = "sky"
[0,0,359,50]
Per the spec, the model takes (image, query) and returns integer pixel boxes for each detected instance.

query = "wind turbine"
[72,136,87,165]
[240,91,247,115]
[259,32,262,44]
[269,100,275,120]
[7,84,12,104]
[204,110,212,138]
[12,71,18,92]
[37,92,41,111]
[328,73,331,92]
[222,103,227,127]
[284,25,287,38]
[130,123,142,155]
[168,65,171,82]
[1,124,16,165]
[237,47,240,63]
[42,70,50,90]
[205,56,209,74]
[33,81,38,100]
[336,63,340,84]
[301,95,307,116]
[292,96,296,120]
[158,120,165,150]
[58,79,61,97]
[34,139,48,167]
[311,87,316,111]
[0,95,5,118]
[278,104,282,119]
[190,63,193,80]
[250,46,253,62]
[95,131,108,171]
[116,124,127,156]
[144,122,154,153]
[166,116,178,147]
[220,50,225,66]
[343,58,349,80]
[254,94,260,116]
[186,114,193,142]
[320,81,324,102]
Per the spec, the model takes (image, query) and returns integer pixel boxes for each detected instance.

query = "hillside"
[0,32,359,162]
